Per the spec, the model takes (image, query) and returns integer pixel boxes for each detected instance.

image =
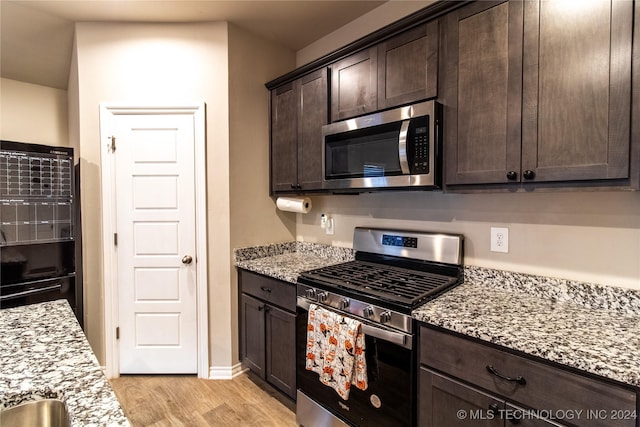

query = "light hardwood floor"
[110,373,297,427]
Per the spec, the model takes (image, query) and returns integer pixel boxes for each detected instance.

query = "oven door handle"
[360,323,412,349]
[0,283,62,301]
[297,297,412,349]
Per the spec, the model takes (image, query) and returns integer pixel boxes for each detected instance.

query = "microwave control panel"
[410,116,429,174]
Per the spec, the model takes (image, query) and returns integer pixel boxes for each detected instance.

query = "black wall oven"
[296,227,464,427]
[0,141,79,323]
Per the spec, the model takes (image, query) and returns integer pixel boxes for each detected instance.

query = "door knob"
[182,255,193,264]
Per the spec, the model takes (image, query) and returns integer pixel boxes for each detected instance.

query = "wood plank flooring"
[110,373,296,427]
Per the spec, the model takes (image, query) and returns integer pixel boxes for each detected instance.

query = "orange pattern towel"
[305,303,368,400]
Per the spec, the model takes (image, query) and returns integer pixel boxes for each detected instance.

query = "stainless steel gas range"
[296,227,464,427]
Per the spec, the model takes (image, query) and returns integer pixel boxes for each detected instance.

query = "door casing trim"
[99,103,208,378]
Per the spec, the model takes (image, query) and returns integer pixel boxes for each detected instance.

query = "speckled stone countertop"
[234,241,354,283]
[0,300,129,426]
[413,266,640,389]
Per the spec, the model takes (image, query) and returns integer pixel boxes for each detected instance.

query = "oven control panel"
[381,234,418,248]
[297,283,413,335]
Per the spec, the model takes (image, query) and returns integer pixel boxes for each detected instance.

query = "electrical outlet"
[490,227,509,253]
[325,217,335,235]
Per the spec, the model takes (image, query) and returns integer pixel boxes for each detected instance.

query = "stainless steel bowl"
[0,399,71,427]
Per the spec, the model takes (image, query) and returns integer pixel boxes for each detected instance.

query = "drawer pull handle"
[260,286,272,293]
[486,365,526,385]
[488,403,500,417]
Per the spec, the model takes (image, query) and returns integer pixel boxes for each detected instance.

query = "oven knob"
[305,288,317,299]
[363,306,374,319]
[317,291,329,303]
[339,298,350,310]
[380,311,392,324]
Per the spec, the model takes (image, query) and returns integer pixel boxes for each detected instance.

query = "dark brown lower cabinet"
[420,368,504,427]
[239,270,296,399]
[420,368,563,427]
[419,326,638,427]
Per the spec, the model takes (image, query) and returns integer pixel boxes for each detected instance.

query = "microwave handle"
[398,119,411,174]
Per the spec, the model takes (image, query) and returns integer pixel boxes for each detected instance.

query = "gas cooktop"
[299,260,459,309]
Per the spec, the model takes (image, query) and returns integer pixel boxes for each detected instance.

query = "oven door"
[296,299,415,427]
[0,275,75,310]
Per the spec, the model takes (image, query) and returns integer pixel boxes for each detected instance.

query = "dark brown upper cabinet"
[330,47,378,122]
[331,22,439,122]
[271,68,328,194]
[444,0,635,189]
[521,0,633,184]
[442,0,524,186]
[377,21,438,111]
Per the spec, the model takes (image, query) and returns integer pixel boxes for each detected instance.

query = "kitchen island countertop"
[413,265,640,389]
[0,300,129,426]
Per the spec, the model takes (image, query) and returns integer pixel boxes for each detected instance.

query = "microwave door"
[323,123,410,190]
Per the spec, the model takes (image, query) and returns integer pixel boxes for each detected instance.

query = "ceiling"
[0,0,386,90]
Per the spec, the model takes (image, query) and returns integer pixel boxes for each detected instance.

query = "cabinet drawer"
[239,270,296,312]
[420,326,637,427]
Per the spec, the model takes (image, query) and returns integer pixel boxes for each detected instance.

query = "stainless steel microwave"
[322,100,442,191]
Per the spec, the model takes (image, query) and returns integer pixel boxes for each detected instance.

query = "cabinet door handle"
[523,170,536,180]
[260,286,272,293]
[486,365,526,385]
[506,171,518,180]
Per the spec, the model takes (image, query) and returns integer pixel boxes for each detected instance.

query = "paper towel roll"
[276,197,312,214]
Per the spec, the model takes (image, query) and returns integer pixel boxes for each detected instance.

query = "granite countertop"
[413,266,640,389]
[0,300,129,426]
[234,241,640,390]
[234,241,354,283]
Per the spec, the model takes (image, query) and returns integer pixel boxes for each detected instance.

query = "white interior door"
[114,113,198,374]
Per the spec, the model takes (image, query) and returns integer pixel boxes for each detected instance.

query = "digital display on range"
[381,234,418,248]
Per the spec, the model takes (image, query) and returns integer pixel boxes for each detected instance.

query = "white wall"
[296,1,435,67]
[227,24,297,368]
[294,3,640,291]
[72,20,299,371]
[297,192,640,290]
[73,21,230,366]
[0,78,68,146]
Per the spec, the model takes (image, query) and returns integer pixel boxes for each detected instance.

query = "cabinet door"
[378,22,438,110]
[330,47,378,121]
[443,1,524,186]
[265,304,296,399]
[419,367,504,427]
[240,293,265,378]
[271,82,298,193]
[504,403,565,427]
[521,0,633,183]
[298,69,328,191]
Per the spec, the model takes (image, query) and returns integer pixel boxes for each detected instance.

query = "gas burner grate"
[300,260,458,307]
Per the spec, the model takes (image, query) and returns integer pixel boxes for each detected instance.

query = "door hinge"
[116,326,120,340]
[109,136,116,152]
[114,233,118,246]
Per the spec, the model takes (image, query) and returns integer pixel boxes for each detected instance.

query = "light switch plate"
[490,227,509,253]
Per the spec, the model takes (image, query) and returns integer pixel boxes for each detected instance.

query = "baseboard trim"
[209,363,247,380]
